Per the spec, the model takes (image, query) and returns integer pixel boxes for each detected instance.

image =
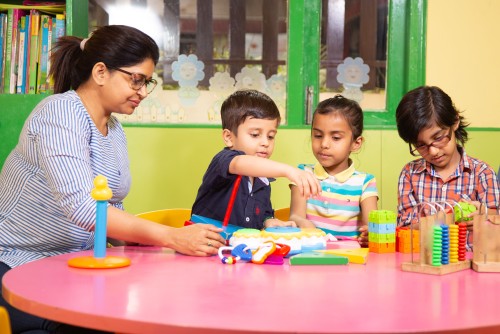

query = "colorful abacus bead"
[457,222,467,261]
[449,224,459,263]
[221,256,238,264]
[432,225,442,266]
[440,224,449,265]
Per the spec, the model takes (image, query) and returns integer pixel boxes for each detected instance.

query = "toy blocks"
[368,210,396,253]
[396,227,420,253]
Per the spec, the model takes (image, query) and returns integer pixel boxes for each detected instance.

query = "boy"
[395,86,499,229]
[192,90,320,229]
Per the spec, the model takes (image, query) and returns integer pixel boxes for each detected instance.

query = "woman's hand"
[169,224,226,256]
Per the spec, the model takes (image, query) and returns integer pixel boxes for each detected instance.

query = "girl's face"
[311,113,362,175]
[103,58,155,116]
[415,123,460,171]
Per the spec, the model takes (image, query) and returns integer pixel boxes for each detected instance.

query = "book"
[54,12,64,41]
[0,13,7,92]
[37,14,50,93]
[27,9,40,94]
[16,14,29,93]
[3,8,26,93]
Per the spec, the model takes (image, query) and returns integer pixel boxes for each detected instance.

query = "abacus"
[472,204,500,272]
[401,201,471,275]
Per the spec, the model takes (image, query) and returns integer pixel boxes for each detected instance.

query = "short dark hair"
[396,86,468,146]
[312,95,364,139]
[50,25,160,93]
[220,90,281,134]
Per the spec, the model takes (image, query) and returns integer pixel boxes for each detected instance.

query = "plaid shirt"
[397,148,499,226]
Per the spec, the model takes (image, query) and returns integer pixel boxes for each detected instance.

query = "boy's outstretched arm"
[229,155,321,197]
[289,185,317,228]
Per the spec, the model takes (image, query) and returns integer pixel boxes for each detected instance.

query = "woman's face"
[103,58,156,116]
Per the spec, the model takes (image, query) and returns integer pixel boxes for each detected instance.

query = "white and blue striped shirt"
[0,91,131,268]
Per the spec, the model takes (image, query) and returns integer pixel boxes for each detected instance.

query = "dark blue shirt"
[192,148,275,229]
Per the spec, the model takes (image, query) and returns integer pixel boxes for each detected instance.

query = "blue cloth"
[0,91,131,268]
[192,148,274,229]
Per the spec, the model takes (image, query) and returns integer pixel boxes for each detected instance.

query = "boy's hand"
[358,225,369,247]
[287,168,321,198]
[264,218,297,228]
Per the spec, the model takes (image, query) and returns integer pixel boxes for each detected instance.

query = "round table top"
[3,246,500,334]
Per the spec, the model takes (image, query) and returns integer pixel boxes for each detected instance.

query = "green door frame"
[286,0,427,129]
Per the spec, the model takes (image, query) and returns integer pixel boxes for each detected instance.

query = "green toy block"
[289,252,349,265]
[369,210,397,223]
[454,201,476,222]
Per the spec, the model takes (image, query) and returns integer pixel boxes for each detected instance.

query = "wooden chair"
[0,306,11,334]
[136,208,191,228]
[274,207,290,221]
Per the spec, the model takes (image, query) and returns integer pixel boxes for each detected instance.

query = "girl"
[289,95,378,246]
[396,86,499,227]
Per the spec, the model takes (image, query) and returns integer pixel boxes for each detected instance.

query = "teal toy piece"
[289,252,348,265]
[189,214,242,238]
[454,202,477,222]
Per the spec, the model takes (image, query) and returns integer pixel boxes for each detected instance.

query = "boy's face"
[311,113,362,175]
[415,123,460,170]
[223,117,279,158]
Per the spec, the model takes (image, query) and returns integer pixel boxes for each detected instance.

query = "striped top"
[397,148,499,226]
[0,91,131,268]
[300,162,378,237]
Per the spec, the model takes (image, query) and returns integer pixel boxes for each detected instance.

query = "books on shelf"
[0,3,65,94]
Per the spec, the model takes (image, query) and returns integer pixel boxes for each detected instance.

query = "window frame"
[286,0,427,129]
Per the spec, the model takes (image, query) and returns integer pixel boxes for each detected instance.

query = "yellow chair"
[0,306,11,334]
[136,208,191,228]
[274,207,290,221]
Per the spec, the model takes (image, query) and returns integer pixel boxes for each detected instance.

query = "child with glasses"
[396,86,499,228]
[288,95,379,246]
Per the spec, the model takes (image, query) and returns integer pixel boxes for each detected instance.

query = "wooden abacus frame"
[401,201,471,275]
[472,205,500,272]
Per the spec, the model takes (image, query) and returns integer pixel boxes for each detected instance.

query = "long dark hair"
[50,25,159,93]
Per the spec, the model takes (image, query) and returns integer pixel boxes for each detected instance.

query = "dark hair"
[221,90,281,134]
[312,95,364,139]
[396,86,468,146]
[50,25,160,94]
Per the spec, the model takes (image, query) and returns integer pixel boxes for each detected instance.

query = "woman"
[0,25,225,333]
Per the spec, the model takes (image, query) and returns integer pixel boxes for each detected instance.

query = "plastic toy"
[289,252,348,265]
[252,241,277,264]
[396,227,419,253]
[368,210,396,253]
[315,248,369,264]
[454,201,477,221]
[68,175,130,269]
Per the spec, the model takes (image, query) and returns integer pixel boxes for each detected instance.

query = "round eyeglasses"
[107,66,158,94]
[409,127,453,156]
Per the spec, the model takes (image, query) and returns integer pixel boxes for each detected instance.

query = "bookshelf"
[0,0,88,168]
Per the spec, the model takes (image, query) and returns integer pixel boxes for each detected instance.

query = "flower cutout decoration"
[235,66,266,91]
[209,72,235,99]
[337,57,370,87]
[172,54,205,87]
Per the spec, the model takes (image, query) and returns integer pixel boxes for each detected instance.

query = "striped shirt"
[0,91,131,268]
[300,162,378,237]
[397,148,499,226]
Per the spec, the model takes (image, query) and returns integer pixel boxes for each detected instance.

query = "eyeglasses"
[107,66,157,94]
[409,127,453,156]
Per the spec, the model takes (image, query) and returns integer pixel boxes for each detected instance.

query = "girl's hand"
[264,218,297,228]
[357,225,369,247]
[169,224,225,256]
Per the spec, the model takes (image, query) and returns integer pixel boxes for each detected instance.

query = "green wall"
[123,128,500,215]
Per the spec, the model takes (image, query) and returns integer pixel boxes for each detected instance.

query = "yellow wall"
[123,0,500,215]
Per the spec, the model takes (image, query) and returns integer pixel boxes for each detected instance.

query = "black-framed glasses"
[107,66,157,94]
[409,127,453,156]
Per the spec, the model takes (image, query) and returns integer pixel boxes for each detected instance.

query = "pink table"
[3,246,500,334]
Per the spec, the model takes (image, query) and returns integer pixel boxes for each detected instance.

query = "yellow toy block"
[315,248,369,264]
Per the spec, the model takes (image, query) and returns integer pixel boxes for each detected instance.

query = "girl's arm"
[289,185,316,228]
[106,206,225,256]
[358,196,378,247]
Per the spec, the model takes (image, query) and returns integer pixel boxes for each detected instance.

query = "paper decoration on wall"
[208,72,235,122]
[172,54,205,106]
[337,57,370,102]
[266,74,286,119]
[235,66,266,91]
